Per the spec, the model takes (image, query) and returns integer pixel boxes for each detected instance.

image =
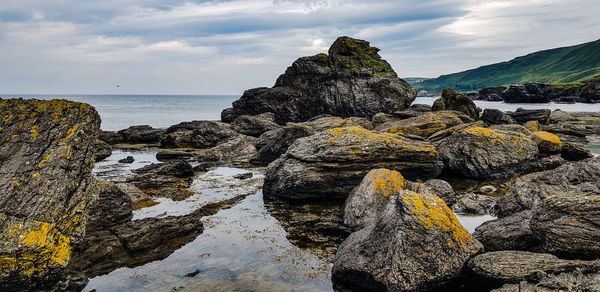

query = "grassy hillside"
[413,39,600,93]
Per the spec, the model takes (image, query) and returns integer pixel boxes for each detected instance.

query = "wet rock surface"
[0,98,100,290]
[224,36,416,124]
[161,121,238,149]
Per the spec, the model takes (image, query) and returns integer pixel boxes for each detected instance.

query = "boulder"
[0,98,100,290]
[220,107,237,123]
[560,142,593,161]
[468,251,600,283]
[492,271,600,292]
[263,126,443,200]
[473,210,541,252]
[223,36,416,124]
[333,186,483,291]
[432,88,481,120]
[195,134,258,162]
[161,120,238,148]
[303,115,374,132]
[503,83,553,103]
[94,139,112,162]
[410,104,432,111]
[496,158,600,217]
[489,124,532,136]
[579,76,600,103]
[508,108,551,125]
[128,161,195,201]
[531,194,600,258]
[531,131,563,154]
[230,112,280,137]
[375,111,465,139]
[99,125,165,145]
[524,120,540,132]
[423,179,459,207]
[453,193,498,215]
[481,109,516,125]
[549,109,579,124]
[434,124,540,179]
[250,123,315,164]
[477,86,506,101]
[117,156,134,163]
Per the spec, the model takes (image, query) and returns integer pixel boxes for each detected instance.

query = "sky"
[1,0,599,95]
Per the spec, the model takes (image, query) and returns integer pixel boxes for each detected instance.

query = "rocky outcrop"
[223,36,416,124]
[375,111,466,139]
[508,108,551,125]
[303,115,374,131]
[251,123,315,164]
[476,86,506,101]
[496,158,600,217]
[432,88,481,120]
[503,83,553,103]
[127,161,195,201]
[473,211,541,252]
[263,126,443,200]
[561,142,593,161]
[194,135,258,162]
[333,171,483,291]
[531,131,563,154]
[161,120,238,148]
[100,125,165,145]
[481,109,516,125]
[579,76,600,103]
[453,193,498,215]
[94,139,112,162]
[230,112,280,137]
[549,109,579,124]
[434,124,541,179]
[0,99,100,290]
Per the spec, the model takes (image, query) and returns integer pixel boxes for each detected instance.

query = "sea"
[1,94,599,131]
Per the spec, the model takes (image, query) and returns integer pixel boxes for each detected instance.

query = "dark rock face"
[496,158,600,217]
[224,36,416,124]
[100,125,165,145]
[507,108,551,125]
[468,251,600,283]
[161,121,238,148]
[561,142,593,161]
[579,77,600,103]
[492,270,600,292]
[230,112,280,137]
[118,156,135,163]
[473,210,541,252]
[423,179,458,207]
[0,99,100,290]
[434,124,540,179]
[503,83,553,103]
[94,139,112,162]
[251,123,315,164]
[531,194,600,258]
[263,126,443,200]
[128,161,195,201]
[432,88,481,120]
[375,111,466,139]
[477,86,506,101]
[453,193,498,215]
[481,109,516,125]
[333,172,483,291]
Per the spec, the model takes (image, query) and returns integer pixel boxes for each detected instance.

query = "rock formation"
[222,36,416,124]
[432,88,481,120]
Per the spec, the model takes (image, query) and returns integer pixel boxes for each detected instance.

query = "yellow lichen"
[38,149,55,168]
[402,190,472,247]
[534,131,562,146]
[10,177,20,186]
[30,125,39,139]
[369,169,406,197]
[463,126,505,145]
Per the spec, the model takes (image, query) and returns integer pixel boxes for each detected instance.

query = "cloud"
[0,0,598,94]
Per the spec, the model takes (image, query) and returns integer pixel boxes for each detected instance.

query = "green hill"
[413,39,600,93]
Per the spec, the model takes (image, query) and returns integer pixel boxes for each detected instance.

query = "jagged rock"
[432,88,481,120]
[531,131,563,154]
[250,123,315,164]
[161,121,238,148]
[230,112,280,137]
[94,139,112,162]
[503,83,553,103]
[492,271,600,292]
[224,36,416,124]
[549,109,579,124]
[453,193,498,215]
[496,158,600,217]
[263,126,443,200]
[133,160,194,178]
[473,210,541,252]
[531,194,600,258]
[333,184,483,291]
[434,124,540,179]
[195,134,258,162]
[376,111,465,139]
[118,156,135,163]
[0,98,100,290]
[114,183,153,210]
[481,109,516,125]
[468,251,600,283]
[220,107,237,123]
[541,123,591,143]
[477,86,506,101]
[100,125,165,145]
[128,161,195,201]
[423,179,459,207]
[560,142,593,161]
[579,77,600,103]
[508,108,551,125]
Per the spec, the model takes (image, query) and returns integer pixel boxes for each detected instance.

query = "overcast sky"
[1,0,599,95]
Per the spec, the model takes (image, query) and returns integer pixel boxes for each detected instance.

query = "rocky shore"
[1,36,600,291]
[473,79,600,104]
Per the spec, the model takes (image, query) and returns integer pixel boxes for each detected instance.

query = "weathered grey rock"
[195,134,258,162]
[508,108,551,125]
[503,83,553,103]
[333,186,483,291]
[496,158,600,217]
[489,124,532,136]
[423,178,459,207]
[303,115,374,132]
[0,98,100,290]
[432,88,481,120]
[531,131,563,154]
[376,111,465,139]
[161,120,238,148]
[492,270,600,292]
[410,103,432,111]
[250,123,315,164]
[231,112,280,137]
[481,109,516,125]
[453,193,498,215]
[263,126,443,200]
[579,76,600,103]
[468,251,600,283]
[94,139,112,162]
[434,124,540,179]
[100,125,165,145]
[531,194,600,258]
[549,109,579,124]
[128,161,195,201]
[473,210,541,252]
[477,86,507,101]
[224,36,416,124]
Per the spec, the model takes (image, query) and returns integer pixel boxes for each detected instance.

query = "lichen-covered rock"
[531,194,600,258]
[468,251,600,284]
[531,131,562,154]
[161,120,238,148]
[496,158,600,217]
[263,126,443,200]
[94,139,112,162]
[230,112,280,137]
[375,111,465,138]
[224,36,416,124]
[423,178,458,207]
[0,98,100,290]
[481,109,516,125]
[435,125,539,179]
[432,88,481,120]
[195,134,258,162]
[333,187,483,291]
[549,109,579,124]
[473,210,541,252]
[303,115,374,132]
[128,161,195,201]
[524,120,540,132]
